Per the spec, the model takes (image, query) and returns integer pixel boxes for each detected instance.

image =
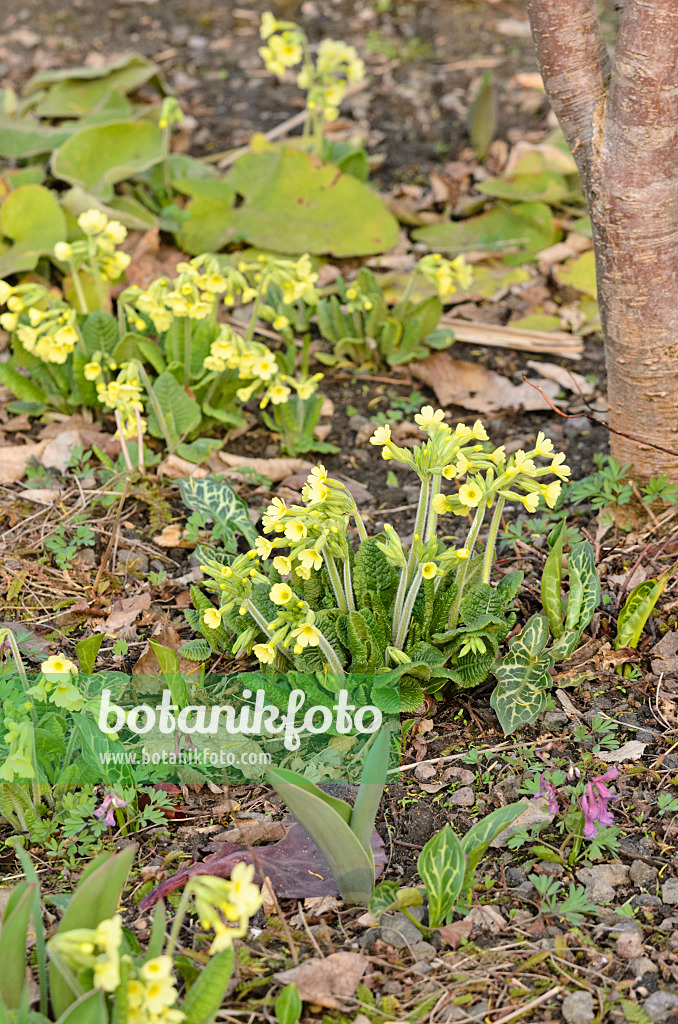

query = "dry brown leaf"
[158,454,210,479]
[525,360,595,397]
[19,488,63,505]
[261,876,277,916]
[598,741,648,763]
[273,952,368,1010]
[411,353,561,413]
[214,819,287,845]
[0,442,47,484]
[133,619,200,675]
[303,895,342,918]
[216,451,313,482]
[103,592,152,633]
[37,416,116,453]
[153,524,186,548]
[439,919,473,948]
[41,430,83,474]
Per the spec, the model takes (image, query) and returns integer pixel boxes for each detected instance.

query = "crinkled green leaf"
[0,184,67,276]
[52,121,163,199]
[147,371,201,446]
[221,142,399,257]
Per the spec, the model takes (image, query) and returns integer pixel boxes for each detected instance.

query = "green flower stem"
[114,410,133,473]
[448,505,486,630]
[353,509,368,543]
[137,364,174,452]
[69,264,90,315]
[243,600,293,665]
[317,633,345,678]
[481,497,505,585]
[424,474,441,544]
[401,908,429,936]
[87,244,107,312]
[169,317,180,364]
[393,266,421,318]
[394,567,423,650]
[1,629,40,806]
[135,408,145,474]
[343,556,356,613]
[325,552,348,612]
[392,476,429,641]
[244,285,266,343]
[183,317,192,387]
[165,883,193,957]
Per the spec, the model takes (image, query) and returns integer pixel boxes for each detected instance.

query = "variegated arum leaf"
[369,882,423,920]
[615,573,669,650]
[179,474,258,550]
[541,520,566,637]
[564,541,600,633]
[417,825,467,928]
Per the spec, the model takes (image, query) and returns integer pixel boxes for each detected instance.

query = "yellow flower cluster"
[55,209,131,282]
[49,918,184,1023]
[87,361,146,440]
[416,253,473,297]
[28,653,84,712]
[368,407,569,517]
[190,863,263,954]
[0,718,34,782]
[0,281,80,364]
[259,13,365,122]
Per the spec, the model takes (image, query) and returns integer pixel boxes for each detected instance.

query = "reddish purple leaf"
[139,819,385,910]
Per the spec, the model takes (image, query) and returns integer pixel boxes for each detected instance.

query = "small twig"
[522,376,678,459]
[491,986,561,1024]
[294,901,325,958]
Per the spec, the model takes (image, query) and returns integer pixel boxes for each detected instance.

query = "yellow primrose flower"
[270,582,293,605]
[94,916,122,960]
[143,976,178,1015]
[78,209,108,235]
[273,315,289,330]
[421,562,438,580]
[52,678,85,712]
[550,453,571,480]
[230,862,264,917]
[471,420,488,441]
[298,548,323,571]
[254,352,278,381]
[254,642,276,664]
[103,220,127,245]
[290,623,321,648]
[414,406,445,430]
[41,653,78,682]
[140,956,173,983]
[273,555,292,575]
[458,481,483,507]
[54,241,73,262]
[522,492,540,514]
[491,446,506,466]
[0,280,12,305]
[432,493,450,515]
[542,481,562,508]
[0,312,17,331]
[203,608,222,630]
[255,537,273,559]
[283,519,307,543]
[370,424,391,446]
[513,451,537,476]
[533,431,554,456]
[84,361,102,381]
[262,497,287,531]
[93,955,120,993]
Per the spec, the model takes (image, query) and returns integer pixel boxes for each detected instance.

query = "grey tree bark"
[525,0,678,477]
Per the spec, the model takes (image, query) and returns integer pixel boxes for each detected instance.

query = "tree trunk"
[525,0,678,478]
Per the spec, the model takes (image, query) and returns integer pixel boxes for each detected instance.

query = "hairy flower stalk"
[447,504,486,630]
[482,497,505,585]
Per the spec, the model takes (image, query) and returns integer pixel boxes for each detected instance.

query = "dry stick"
[90,477,130,596]
[522,376,678,459]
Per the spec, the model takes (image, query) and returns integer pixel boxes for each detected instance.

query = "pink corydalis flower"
[581,766,619,839]
[94,792,128,827]
[534,773,559,815]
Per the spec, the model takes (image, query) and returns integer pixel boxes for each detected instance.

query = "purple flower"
[581,767,619,838]
[567,760,580,782]
[534,773,559,814]
[94,792,128,827]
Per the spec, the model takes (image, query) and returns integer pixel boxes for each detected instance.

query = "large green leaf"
[0,184,67,276]
[52,122,163,199]
[490,614,552,735]
[0,882,33,1009]
[54,989,108,1024]
[174,178,237,255]
[27,54,159,117]
[50,847,136,1018]
[417,825,466,927]
[541,520,566,638]
[477,173,575,205]
[564,542,600,633]
[615,574,668,650]
[178,474,258,548]
[412,201,559,266]
[349,727,390,856]
[268,768,375,903]
[220,141,399,257]
[0,118,74,158]
[181,948,234,1024]
[147,372,201,446]
[461,802,526,874]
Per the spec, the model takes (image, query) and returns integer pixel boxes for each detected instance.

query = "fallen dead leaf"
[525,360,595,397]
[19,488,63,505]
[40,429,83,474]
[467,905,507,936]
[103,591,152,633]
[261,876,277,916]
[213,819,287,845]
[133,619,200,676]
[153,524,186,548]
[273,952,368,1010]
[439,919,473,948]
[158,454,210,479]
[215,452,313,482]
[598,740,649,763]
[303,895,342,918]
[411,353,562,413]
[0,442,47,484]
